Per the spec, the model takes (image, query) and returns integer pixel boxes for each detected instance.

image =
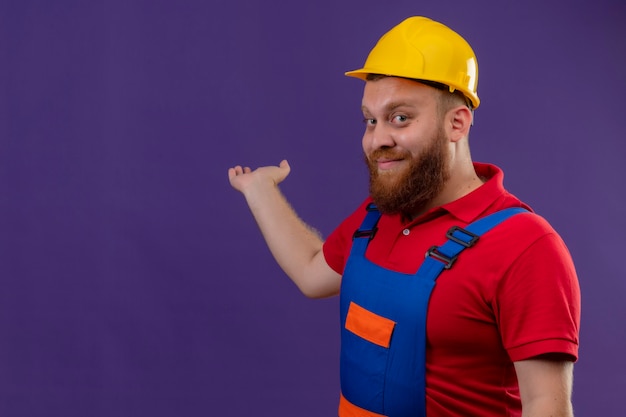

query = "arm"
[228,160,341,298]
[514,357,574,417]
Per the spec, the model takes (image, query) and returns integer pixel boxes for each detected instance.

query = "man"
[228,16,580,417]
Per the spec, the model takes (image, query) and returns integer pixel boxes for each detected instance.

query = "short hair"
[365,73,471,114]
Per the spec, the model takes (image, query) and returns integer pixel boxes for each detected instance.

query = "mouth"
[375,158,405,171]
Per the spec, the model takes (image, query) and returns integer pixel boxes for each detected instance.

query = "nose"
[363,124,395,152]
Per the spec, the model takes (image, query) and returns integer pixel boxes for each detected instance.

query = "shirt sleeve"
[495,229,581,362]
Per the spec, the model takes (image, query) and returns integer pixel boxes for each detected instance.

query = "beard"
[365,127,450,217]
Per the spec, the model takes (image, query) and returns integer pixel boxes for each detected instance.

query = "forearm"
[245,182,321,270]
[243,182,338,297]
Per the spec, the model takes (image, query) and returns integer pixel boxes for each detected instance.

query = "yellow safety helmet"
[345,16,480,109]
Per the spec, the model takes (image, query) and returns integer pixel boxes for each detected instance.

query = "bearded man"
[227,16,580,417]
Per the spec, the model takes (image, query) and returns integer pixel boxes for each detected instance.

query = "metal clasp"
[446,226,480,248]
[425,246,456,269]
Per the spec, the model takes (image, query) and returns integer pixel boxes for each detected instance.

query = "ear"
[446,105,473,142]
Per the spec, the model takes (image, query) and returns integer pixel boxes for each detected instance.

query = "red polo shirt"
[323,162,580,417]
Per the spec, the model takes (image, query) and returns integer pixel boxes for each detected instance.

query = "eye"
[393,114,408,123]
[363,118,377,126]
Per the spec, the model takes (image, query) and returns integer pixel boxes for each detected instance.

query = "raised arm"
[228,160,341,298]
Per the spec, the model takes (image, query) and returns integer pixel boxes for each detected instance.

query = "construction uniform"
[325,163,580,417]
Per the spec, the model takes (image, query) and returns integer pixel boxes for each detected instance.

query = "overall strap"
[418,207,529,281]
[351,203,382,252]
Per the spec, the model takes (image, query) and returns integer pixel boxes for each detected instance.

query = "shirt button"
[402,229,410,236]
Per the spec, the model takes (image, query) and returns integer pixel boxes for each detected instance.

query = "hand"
[228,159,291,195]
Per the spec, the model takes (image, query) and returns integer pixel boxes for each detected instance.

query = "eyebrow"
[386,102,415,111]
[361,101,417,114]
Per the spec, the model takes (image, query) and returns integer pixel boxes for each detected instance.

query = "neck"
[406,162,484,220]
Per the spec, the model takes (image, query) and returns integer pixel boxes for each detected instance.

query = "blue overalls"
[339,204,527,417]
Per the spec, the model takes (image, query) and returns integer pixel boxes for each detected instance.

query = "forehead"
[361,77,439,112]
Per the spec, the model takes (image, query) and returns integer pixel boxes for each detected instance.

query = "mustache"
[367,148,411,161]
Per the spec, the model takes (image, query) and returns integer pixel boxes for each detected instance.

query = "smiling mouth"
[376,158,404,171]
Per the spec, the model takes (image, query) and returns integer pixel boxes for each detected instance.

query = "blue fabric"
[339,206,527,417]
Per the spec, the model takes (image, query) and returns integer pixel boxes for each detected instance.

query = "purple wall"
[1,0,624,415]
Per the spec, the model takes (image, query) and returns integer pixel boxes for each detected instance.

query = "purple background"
[1,0,624,415]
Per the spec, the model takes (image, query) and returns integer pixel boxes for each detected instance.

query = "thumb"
[279,159,291,173]
[272,159,291,184]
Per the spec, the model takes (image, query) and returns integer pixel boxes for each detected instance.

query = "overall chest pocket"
[341,302,396,413]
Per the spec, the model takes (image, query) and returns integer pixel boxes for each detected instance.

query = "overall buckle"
[425,246,456,269]
[446,226,480,248]
[353,228,377,240]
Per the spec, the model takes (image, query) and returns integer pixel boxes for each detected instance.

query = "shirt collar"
[440,162,508,223]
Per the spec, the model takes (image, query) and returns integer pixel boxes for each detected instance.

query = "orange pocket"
[339,392,387,417]
[345,302,395,348]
